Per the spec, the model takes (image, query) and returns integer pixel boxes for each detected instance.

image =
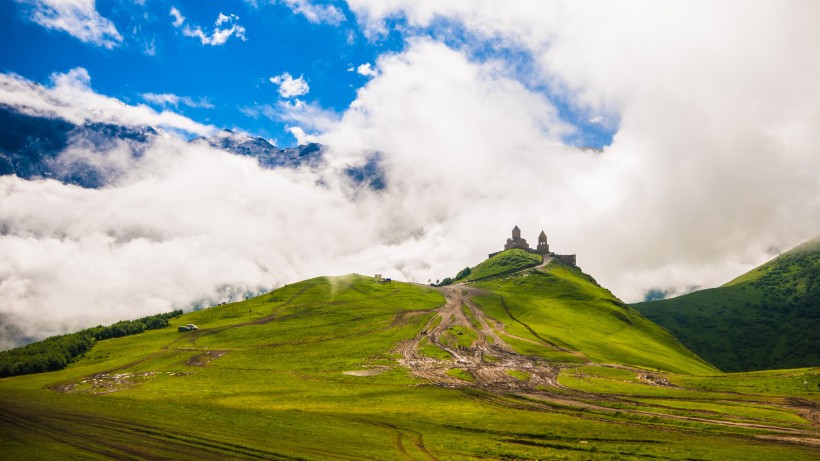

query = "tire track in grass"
[0,398,306,460]
[345,416,440,461]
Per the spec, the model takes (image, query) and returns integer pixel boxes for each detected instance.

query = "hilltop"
[1,248,818,459]
[634,237,820,372]
[443,250,716,374]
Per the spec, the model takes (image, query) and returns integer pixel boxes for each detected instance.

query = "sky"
[1,1,820,348]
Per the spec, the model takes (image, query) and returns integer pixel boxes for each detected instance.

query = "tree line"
[0,309,183,378]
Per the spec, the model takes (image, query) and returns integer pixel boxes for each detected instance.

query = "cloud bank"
[0,68,214,136]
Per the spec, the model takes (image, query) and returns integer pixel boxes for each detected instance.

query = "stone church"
[495,226,576,266]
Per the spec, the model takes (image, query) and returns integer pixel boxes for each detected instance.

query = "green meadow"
[457,248,541,281]
[1,259,818,459]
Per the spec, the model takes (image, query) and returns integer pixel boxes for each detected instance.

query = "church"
[492,226,576,266]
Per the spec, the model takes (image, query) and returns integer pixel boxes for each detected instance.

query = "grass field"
[472,261,717,374]
[1,271,818,459]
[457,248,541,282]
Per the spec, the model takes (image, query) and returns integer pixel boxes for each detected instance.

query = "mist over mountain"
[192,129,323,168]
[0,106,332,187]
[0,104,157,188]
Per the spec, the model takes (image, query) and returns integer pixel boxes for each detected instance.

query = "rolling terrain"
[634,237,820,372]
[0,252,818,459]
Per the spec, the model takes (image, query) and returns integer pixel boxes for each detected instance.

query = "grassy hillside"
[634,237,820,372]
[455,248,541,282]
[1,272,818,459]
[472,260,718,375]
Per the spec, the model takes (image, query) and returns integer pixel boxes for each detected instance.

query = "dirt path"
[395,271,820,448]
[395,284,559,392]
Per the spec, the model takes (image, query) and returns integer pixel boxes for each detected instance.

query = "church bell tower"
[536,230,549,254]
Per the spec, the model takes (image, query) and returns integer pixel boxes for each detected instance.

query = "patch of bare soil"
[636,373,677,387]
[786,398,820,428]
[186,350,227,367]
[395,284,558,393]
[343,368,387,377]
[51,371,189,394]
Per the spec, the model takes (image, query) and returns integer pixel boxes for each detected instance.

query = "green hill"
[456,248,542,282]
[471,259,717,375]
[634,237,820,372]
[1,268,818,459]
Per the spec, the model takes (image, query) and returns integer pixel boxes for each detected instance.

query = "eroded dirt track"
[396,284,562,392]
[395,281,820,448]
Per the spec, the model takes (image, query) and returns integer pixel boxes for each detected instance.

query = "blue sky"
[1,1,398,144]
[0,0,613,147]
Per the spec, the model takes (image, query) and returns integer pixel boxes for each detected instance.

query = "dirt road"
[396,283,571,392]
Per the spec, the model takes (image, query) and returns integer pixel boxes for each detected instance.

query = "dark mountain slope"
[634,237,820,372]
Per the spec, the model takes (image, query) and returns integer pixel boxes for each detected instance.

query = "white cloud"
[142,92,214,109]
[269,72,310,98]
[143,38,156,56]
[169,7,246,46]
[241,98,339,133]
[281,0,345,25]
[287,126,321,145]
[338,0,820,301]
[0,143,360,347]
[169,6,184,27]
[0,68,214,136]
[356,63,378,77]
[240,99,340,137]
[16,0,122,48]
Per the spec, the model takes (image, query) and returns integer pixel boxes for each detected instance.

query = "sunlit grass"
[1,273,817,460]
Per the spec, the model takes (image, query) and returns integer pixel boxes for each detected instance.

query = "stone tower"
[536,230,550,254]
[504,225,529,250]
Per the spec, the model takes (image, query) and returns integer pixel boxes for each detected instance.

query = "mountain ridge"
[0,105,331,188]
[634,236,820,372]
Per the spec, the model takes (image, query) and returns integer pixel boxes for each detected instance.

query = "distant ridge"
[0,105,385,189]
